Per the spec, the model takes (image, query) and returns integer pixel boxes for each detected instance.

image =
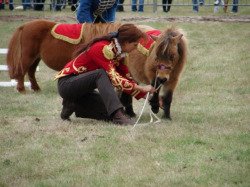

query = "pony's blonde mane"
[150,27,187,60]
[82,23,122,43]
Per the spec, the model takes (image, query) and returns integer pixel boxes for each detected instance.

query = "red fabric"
[53,23,83,40]
[139,30,162,50]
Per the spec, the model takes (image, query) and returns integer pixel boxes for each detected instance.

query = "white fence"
[0,48,38,88]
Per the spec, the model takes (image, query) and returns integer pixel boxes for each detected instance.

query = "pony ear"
[150,35,159,41]
[171,34,183,44]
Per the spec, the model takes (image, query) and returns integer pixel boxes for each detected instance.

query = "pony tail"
[73,34,114,58]
[7,26,23,79]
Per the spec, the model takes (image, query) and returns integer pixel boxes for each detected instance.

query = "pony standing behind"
[6,21,122,92]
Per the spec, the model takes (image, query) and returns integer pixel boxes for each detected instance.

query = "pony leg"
[27,59,40,92]
[120,92,136,117]
[149,78,160,114]
[16,75,25,93]
[162,90,173,120]
[149,92,160,114]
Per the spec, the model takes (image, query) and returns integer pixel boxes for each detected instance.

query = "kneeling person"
[55,24,156,125]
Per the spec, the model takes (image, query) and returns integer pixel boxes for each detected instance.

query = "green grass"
[0,9,250,187]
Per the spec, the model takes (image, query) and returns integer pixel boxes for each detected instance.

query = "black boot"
[60,99,75,121]
[111,108,134,125]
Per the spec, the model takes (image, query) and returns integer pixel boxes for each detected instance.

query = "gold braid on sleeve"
[107,66,134,91]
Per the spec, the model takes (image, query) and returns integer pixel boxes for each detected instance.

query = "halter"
[157,63,169,70]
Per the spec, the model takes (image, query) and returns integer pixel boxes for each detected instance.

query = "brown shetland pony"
[125,27,188,119]
[7,20,187,119]
[7,20,122,92]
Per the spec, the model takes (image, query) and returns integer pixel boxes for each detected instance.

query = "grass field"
[0,6,250,187]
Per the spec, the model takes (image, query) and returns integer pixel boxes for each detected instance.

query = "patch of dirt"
[121,15,250,23]
[0,15,250,23]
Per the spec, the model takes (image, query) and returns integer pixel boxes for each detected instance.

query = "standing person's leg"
[120,0,124,11]
[9,0,14,10]
[131,0,137,11]
[192,0,199,12]
[138,0,144,12]
[76,0,97,23]
[70,0,77,11]
[22,0,26,10]
[162,0,167,12]
[102,1,118,22]
[167,0,172,12]
[23,0,31,9]
[27,0,31,8]
[231,0,238,13]
[199,0,204,5]
[117,0,124,11]
[55,0,62,11]
[214,0,219,13]
[223,0,229,12]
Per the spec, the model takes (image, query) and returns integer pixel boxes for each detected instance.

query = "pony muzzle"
[158,77,168,84]
[156,63,171,83]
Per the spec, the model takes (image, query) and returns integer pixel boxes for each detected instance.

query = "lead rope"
[132,80,162,129]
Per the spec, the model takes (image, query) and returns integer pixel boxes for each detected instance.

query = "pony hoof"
[151,107,159,114]
[163,115,172,120]
[32,88,41,92]
[17,88,26,94]
[124,106,136,117]
[125,110,136,118]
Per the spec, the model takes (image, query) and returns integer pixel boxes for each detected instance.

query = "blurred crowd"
[0,0,239,13]
[0,0,77,11]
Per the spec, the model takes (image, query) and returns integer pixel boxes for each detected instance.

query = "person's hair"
[73,24,145,58]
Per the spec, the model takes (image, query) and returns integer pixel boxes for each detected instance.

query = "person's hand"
[141,85,156,94]
[134,84,156,94]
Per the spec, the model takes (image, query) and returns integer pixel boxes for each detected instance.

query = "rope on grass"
[132,83,162,129]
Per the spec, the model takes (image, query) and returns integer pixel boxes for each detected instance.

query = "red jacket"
[55,40,146,100]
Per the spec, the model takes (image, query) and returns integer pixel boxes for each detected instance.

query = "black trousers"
[162,0,172,11]
[33,0,45,10]
[58,69,123,120]
[117,0,124,11]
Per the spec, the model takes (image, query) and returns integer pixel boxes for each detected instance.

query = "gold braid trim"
[102,43,114,60]
[54,68,70,80]
[51,23,85,44]
[107,66,134,91]
[131,90,140,97]
[72,53,87,73]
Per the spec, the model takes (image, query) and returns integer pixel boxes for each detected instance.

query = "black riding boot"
[61,99,75,121]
